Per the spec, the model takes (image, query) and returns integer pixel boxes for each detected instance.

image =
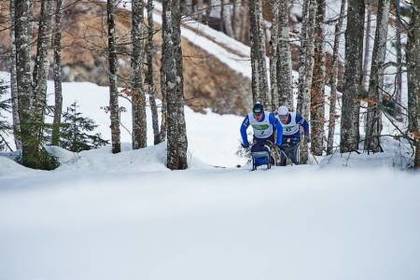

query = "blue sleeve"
[296,113,309,135]
[269,113,283,146]
[240,115,250,145]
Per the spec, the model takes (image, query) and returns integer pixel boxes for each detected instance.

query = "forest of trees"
[0,0,419,169]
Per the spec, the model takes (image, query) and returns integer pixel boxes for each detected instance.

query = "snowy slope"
[1,76,419,280]
[0,72,246,167]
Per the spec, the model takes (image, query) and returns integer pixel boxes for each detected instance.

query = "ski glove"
[241,143,249,149]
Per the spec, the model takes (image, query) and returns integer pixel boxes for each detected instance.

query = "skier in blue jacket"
[240,103,283,150]
[276,105,310,165]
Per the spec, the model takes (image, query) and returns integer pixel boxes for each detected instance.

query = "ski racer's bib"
[248,111,274,139]
[278,112,300,136]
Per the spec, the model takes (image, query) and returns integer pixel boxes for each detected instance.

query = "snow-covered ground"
[1,71,420,280]
[0,4,419,278]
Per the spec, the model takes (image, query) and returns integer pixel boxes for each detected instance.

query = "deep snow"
[0,3,419,278]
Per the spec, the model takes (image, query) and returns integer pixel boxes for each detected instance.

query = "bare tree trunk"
[249,0,269,107]
[277,0,293,109]
[326,0,346,155]
[131,0,147,149]
[362,2,372,93]
[9,0,21,150]
[162,0,188,170]
[146,0,161,145]
[220,0,225,31]
[406,0,419,168]
[269,0,279,110]
[297,0,317,163]
[32,0,53,145]
[52,0,63,146]
[107,0,121,153]
[223,0,235,37]
[340,0,365,153]
[15,0,40,167]
[233,0,240,39]
[159,57,167,142]
[310,0,326,156]
[365,0,390,152]
[394,0,403,120]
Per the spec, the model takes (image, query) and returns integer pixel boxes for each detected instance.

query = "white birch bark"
[107,0,121,153]
[249,0,269,107]
[52,0,63,146]
[9,0,21,150]
[297,0,317,163]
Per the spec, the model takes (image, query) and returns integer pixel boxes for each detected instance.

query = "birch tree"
[162,0,188,170]
[276,0,293,109]
[365,0,390,152]
[222,0,235,37]
[362,0,373,93]
[269,0,280,109]
[297,0,317,163]
[326,0,346,155]
[15,0,42,167]
[340,0,365,153]
[394,0,403,119]
[145,0,161,144]
[249,0,269,107]
[32,0,53,146]
[107,0,121,153]
[52,0,64,146]
[310,0,326,156]
[131,0,147,149]
[9,0,21,149]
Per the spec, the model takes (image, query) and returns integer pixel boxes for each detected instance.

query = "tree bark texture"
[15,0,35,166]
[276,0,293,110]
[365,0,390,152]
[326,0,346,155]
[52,0,63,146]
[32,0,53,142]
[131,0,147,149]
[362,4,372,94]
[394,0,403,119]
[310,0,326,156]
[146,0,161,145]
[269,0,279,110]
[297,0,317,163]
[340,0,365,153]
[9,0,21,150]
[162,0,189,170]
[107,0,121,153]
[406,0,419,168]
[249,0,269,108]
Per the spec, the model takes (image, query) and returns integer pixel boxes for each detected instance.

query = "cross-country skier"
[240,103,283,151]
[276,105,310,165]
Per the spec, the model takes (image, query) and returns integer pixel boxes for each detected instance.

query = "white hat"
[277,105,289,116]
